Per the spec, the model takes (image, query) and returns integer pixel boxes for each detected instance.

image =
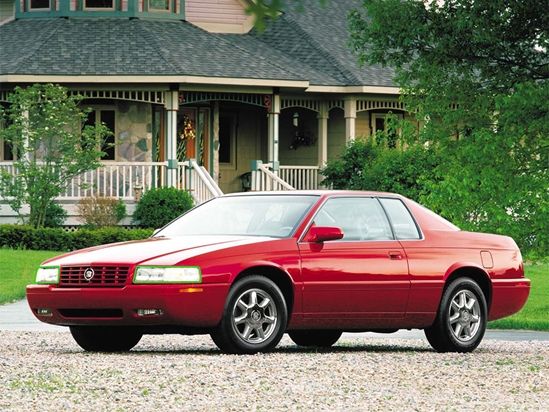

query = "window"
[85,109,116,161]
[85,0,114,10]
[379,198,421,240]
[0,110,16,161]
[1,138,15,161]
[29,0,50,10]
[314,197,394,241]
[219,113,237,168]
[371,113,401,149]
[149,0,170,12]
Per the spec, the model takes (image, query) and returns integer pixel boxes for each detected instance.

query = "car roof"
[221,190,405,198]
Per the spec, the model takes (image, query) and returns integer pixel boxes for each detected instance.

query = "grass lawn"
[1,250,547,331]
[0,249,63,304]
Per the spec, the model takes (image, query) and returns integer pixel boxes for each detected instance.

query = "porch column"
[317,102,329,168]
[212,102,220,183]
[165,90,179,188]
[344,97,356,142]
[267,92,280,170]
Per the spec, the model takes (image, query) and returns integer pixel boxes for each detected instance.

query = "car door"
[298,196,410,318]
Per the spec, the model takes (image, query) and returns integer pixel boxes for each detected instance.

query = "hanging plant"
[290,127,317,150]
[178,114,196,140]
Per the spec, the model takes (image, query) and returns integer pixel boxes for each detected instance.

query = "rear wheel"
[70,326,142,352]
[288,330,342,348]
[211,275,287,354]
[425,277,487,353]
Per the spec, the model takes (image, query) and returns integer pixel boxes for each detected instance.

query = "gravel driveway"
[1,331,547,411]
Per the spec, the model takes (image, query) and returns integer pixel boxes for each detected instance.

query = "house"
[0,0,412,224]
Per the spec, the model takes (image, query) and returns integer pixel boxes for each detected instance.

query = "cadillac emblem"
[83,268,95,282]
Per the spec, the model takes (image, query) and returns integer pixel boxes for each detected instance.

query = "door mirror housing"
[303,225,344,243]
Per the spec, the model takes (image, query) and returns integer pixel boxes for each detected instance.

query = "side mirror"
[303,225,344,243]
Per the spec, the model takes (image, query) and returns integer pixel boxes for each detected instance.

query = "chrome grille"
[59,266,130,287]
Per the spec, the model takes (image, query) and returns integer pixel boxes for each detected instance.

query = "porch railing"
[279,165,321,190]
[250,161,321,191]
[186,159,223,205]
[0,160,223,205]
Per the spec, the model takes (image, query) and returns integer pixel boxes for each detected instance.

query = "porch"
[0,160,321,225]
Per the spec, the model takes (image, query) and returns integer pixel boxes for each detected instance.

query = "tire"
[70,326,142,352]
[210,275,288,354]
[424,277,487,353]
[288,330,342,348]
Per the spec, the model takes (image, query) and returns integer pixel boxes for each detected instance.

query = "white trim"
[305,85,401,94]
[0,75,310,89]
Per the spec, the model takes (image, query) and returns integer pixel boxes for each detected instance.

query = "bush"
[75,194,127,229]
[0,224,153,251]
[321,137,439,201]
[133,187,194,228]
[44,202,68,228]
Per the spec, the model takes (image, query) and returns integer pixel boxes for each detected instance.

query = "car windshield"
[155,194,319,238]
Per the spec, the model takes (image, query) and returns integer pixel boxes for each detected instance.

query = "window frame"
[218,112,237,171]
[28,0,51,11]
[148,0,171,12]
[84,106,117,162]
[83,0,115,11]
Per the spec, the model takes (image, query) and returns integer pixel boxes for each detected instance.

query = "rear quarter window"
[379,198,422,240]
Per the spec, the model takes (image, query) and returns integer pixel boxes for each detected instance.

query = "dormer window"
[30,0,50,10]
[149,0,170,12]
[85,0,114,10]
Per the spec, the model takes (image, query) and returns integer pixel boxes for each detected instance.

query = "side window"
[379,198,421,240]
[314,197,394,241]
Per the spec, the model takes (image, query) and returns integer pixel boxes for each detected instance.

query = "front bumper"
[26,283,230,328]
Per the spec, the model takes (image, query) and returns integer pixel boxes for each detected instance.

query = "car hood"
[43,236,273,267]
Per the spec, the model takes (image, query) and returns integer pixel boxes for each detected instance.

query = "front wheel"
[70,326,142,352]
[211,275,288,354]
[424,277,487,353]
[288,330,342,348]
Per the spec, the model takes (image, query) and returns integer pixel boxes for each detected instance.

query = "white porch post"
[344,97,356,142]
[165,90,179,188]
[212,101,220,183]
[317,101,328,168]
[267,92,280,170]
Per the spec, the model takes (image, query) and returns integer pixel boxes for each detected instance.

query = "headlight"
[36,266,60,284]
[133,266,202,284]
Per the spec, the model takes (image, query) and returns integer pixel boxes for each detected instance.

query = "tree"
[242,0,328,31]
[0,84,112,228]
[347,0,549,256]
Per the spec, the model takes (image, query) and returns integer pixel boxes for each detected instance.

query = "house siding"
[185,0,248,24]
[0,0,14,24]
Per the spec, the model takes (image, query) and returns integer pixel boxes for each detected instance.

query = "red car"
[27,191,530,354]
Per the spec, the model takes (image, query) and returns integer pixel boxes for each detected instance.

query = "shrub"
[75,195,127,229]
[133,187,194,228]
[320,137,440,201]
[43,202,68,228]
[0,224,153,251]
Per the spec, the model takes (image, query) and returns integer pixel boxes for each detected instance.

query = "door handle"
[389,251,403,260]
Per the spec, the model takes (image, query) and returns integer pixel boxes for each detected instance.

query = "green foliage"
[0,83,112,229]
[321,137,439,202]
[0,224,153,252]
[243,0,328,32]
[348,0,549,256]
[43,202,68,228]
[133,187,194,228]
[75,195,127,229]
